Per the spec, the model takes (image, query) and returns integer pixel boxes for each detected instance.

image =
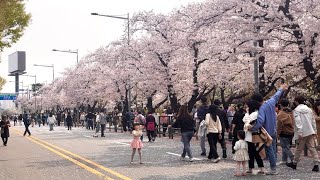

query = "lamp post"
[33,64,54,82]
[52,49,78,64]
[91,12,131,111]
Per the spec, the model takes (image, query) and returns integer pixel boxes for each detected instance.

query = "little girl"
[233,130,249,176]
[130,123,143,164]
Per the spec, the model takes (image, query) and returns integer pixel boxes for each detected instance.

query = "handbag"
[0,127,4,134]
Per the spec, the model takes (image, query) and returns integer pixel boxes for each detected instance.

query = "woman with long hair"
[243,99,264,174]
[205,104,222,163]
[169,105,195,162]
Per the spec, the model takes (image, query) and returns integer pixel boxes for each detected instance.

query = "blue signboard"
[0,94,17,100]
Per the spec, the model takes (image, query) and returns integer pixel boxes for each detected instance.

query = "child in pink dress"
[131,123,144,164]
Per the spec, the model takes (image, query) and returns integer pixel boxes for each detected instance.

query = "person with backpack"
[23,111,31,136]
[197,97,209,156]
[145,111,157,142]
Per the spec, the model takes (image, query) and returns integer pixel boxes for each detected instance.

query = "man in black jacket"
[197,97,209,156]
[213,99,229,158]
[23,111,31,136]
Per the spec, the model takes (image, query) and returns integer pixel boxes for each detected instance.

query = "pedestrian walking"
[276,98,294,165]
[233,130,249,177]
[0,116,10,146]
[130,123,143,164]
[196,97,209,156]
[250,83,288,175]
[286,96,319,172]
[57,112,62,126]
[160,111,169,137]
[93,115,101,137]
[31,113,35,127]
[145,112,156,142]
[86,111,95,130]
[231,104,246,154]
[80,112,86,128]
[169,105,195,162]
[213,99,229,159]
[41,113,46,126]
[23,111,31,136]
[205,104,222,163]
[37,113,42,127]
[243,100,265,174]
[99,110,107,137]
[13,115,17,126]
[47,112,56,131]
[66,112,73,131]
[227,105,235,141]
[18,114,23,126]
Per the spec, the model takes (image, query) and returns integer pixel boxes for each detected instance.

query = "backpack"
[147,121,155,131]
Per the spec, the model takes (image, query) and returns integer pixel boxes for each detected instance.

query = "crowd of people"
[0,83,319,177]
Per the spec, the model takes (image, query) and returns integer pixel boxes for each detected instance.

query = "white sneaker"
[189,158,194,162]
[276,161,286,166]
[212,157,221,163]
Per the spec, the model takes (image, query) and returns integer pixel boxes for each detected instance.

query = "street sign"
[0,93,17,100]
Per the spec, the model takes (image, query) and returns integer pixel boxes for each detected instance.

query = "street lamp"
[33,64,54,82]
[91,12,131,111]
[91,12,130,45]
[52,49,78,64]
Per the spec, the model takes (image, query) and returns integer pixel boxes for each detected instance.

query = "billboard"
[8,51,26,74]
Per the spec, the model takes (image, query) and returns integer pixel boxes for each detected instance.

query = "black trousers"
[24,124,31,136]
[147,130,156,141]
[207,133,219,159]
[101,124,106,136]
[122,121,127,132]
[2,136,8,145]
[218,130,226,150]
[248,142,264,169]
[67,125,72,130]
[232,134,239,154]
[162,124,168,136]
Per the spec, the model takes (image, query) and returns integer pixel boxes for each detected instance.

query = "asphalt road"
[0,124,319,180]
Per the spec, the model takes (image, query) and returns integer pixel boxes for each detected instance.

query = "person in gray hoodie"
[287,96,319,172]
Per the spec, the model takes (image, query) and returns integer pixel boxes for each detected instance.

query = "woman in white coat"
[243,100,265,174]
[47,112,56,131]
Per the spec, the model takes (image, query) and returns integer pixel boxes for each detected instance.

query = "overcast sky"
[0,0,203,93]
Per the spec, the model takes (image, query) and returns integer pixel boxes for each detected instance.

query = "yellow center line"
[13,129,113,180]
[13,128,131,180]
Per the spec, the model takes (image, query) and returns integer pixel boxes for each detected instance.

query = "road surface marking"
[12,129,113,180]
[13,128,131,180]
[116,142,130,145]
[166,152,202,160]
[83,135,94,138]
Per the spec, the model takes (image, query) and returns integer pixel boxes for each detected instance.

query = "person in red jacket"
[145,111,157,142]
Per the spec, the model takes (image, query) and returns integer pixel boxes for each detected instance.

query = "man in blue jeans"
[250,83,288,175]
